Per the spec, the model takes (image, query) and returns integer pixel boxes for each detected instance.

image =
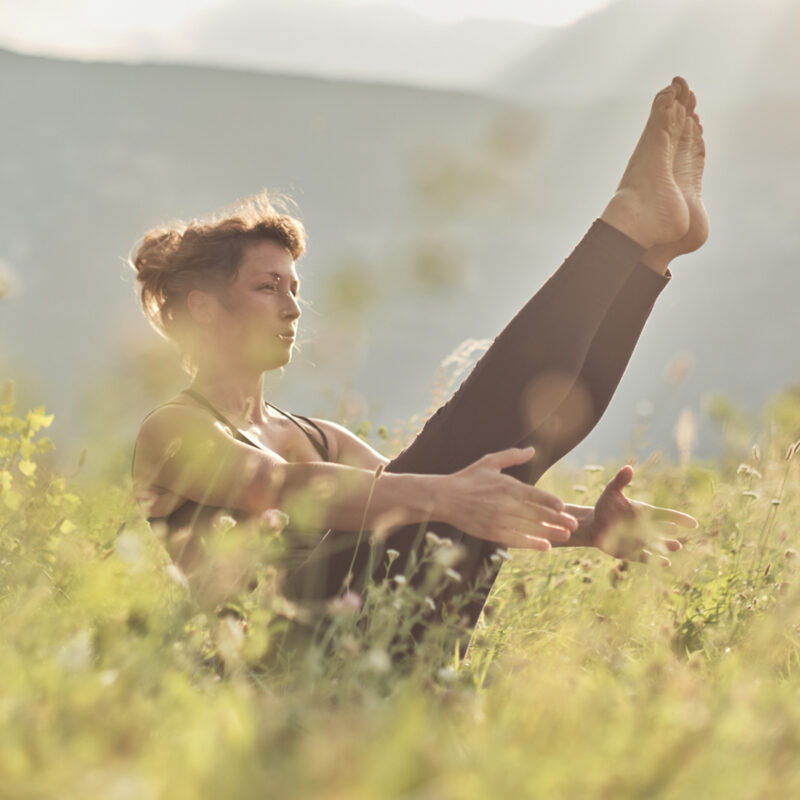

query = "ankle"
[640,247,672,275]
[600,195,655,250]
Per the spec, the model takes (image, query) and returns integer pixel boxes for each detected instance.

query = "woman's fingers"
[497,528,553,550]
[521,499,579,531]
[637,548,671,567]
[660,537,682,552]
[632,500,698,528]
[525,485,567,511]
[653,522,684,552]
[493,508,574,547]
[510,503,576,539]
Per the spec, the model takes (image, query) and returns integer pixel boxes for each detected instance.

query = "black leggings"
[284,219,670,651]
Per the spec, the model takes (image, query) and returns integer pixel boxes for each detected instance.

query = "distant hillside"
[176,2,552,91]
[1,1,551,93]
[492,0,800,105]
[1,20,798,474]
[486,0,800,459]
[0,47,543,470]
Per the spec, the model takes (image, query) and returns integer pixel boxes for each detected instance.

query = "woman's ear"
[186,288,218,325]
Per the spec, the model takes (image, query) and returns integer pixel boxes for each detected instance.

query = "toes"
[653,84,678,110]
[687,90,697,114]
[671,76,690,105]
[692,114,704,135]
[688,113,704,138]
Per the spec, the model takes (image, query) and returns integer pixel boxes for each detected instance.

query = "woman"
[131,76,706,657]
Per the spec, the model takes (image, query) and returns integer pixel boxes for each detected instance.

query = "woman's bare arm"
[134,406,578,549]
[308,417,390,470]
[133,404,446,533]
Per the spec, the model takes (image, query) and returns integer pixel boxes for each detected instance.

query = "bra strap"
[181,388,330,462]
[179,389,267,452]
[263,404,330,462]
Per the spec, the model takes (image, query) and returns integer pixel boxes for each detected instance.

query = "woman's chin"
[241,339,293,371]
[260,349,292,372]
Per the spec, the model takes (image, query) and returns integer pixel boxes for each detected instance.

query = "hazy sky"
[0,0,614,58]
[329,0,615,25]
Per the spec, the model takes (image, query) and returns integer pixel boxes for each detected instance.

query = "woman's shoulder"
[136,395,194,438]
[133,395,220,475]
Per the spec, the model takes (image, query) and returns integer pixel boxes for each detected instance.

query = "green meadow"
[2,377,800,800]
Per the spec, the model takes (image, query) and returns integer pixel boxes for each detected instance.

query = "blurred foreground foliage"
[1,378,800,800]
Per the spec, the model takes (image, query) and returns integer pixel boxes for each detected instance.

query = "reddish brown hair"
[129,190,307,374]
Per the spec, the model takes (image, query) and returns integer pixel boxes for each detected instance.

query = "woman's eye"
[259,284,298,297]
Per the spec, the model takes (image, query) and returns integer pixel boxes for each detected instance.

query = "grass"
[1,377,800,800]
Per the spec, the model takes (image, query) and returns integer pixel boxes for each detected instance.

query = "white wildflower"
[433,541,466,568]
[57,629,93,671]
[365,648,391,674]
[211,512,237,532]
[425,531,444,547]
[436,666,457,684]
[166,563,189,589]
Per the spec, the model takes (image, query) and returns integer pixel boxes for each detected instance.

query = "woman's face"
[206,239,302,372]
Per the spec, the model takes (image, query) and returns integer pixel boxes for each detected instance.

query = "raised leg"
[283,77,702,656]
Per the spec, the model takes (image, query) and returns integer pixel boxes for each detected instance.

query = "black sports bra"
[179,388,330,462]
[131,388,330,482]
[131,389,332,574]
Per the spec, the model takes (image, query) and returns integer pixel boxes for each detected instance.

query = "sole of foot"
[642,87,710,270]
[601,77,693,250]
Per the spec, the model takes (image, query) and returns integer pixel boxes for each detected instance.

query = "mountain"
[484,0,800,459]
[0,46,544,473]
[492,0,800,105]
[177,1,552,91]
[1,1,551,93]
[1,1,799,476]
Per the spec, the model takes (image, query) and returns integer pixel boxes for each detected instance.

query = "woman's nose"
[283,294,301,320]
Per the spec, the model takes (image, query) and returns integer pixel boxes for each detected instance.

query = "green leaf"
[1,380,14,411]
[2,488,21,510]
[27,407,54,432]
[36,437,55,453]
[18,459,36,477]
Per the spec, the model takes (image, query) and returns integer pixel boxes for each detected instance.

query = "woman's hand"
[583,465,698,565]
[443,446,578,550]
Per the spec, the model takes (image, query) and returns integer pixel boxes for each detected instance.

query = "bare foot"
[641,87,709,273]
[600,77,692,250]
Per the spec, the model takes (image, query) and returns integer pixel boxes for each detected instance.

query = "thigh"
[386,219,645,478]
[284,220,645,604]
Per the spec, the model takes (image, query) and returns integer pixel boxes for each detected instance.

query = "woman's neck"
[188,368,268,426]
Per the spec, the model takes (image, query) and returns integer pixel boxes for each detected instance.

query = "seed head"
[425,531,444,547]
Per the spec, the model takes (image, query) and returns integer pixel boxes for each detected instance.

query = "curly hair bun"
[127,190,307,376]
